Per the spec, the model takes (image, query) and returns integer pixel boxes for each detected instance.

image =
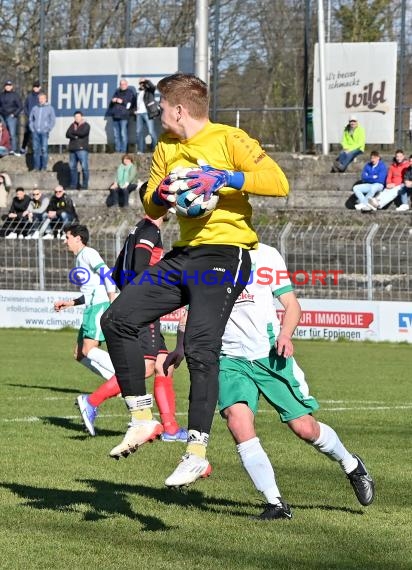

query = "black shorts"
[138,319,167,361]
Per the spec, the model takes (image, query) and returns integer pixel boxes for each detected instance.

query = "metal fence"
[1,219,411,301]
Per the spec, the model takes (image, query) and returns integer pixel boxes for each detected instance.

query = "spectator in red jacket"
[371,149,409,210]
[0,121,11,157]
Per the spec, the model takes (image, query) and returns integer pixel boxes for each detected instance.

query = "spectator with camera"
[135,78,159,153]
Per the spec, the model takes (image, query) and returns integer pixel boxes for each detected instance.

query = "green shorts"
[218,351,320,422]
[77,302,110,343]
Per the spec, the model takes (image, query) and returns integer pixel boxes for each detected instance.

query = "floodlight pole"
[195,0,209,83]
[317,0,329,155]
[39,0,46,86]
[396,0,406,148]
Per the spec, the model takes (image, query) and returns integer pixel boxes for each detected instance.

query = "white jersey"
[221,243,293,360]
[75,246,116,307]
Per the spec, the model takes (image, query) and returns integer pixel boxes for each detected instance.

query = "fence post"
[365,223,379,301]
[37,237,45,291]
[115,220,129,257]
[279,221,293,260]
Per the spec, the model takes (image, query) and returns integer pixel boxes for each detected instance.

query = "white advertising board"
[48,47,194,145]
[0,290,83,329]
[1,291,411,343]
[313,42,397,144]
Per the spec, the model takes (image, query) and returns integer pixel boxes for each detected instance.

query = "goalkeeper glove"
[152,175,176,206]
[173,162,244,202]
[197,160,245,191]
[152,166,196,206]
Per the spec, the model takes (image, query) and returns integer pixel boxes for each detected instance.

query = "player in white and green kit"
[218,243,375,519]
[54,224,118,407]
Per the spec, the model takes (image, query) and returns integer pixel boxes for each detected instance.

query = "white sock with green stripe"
[312,422,358,474]
[237,437,281,505]
[87,347,115,377]
[80,357,113,380]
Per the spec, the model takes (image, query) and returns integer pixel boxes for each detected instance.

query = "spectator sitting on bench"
[25,186,50,239]
[332,116,365,173]
[106,153,137,208]
[0,171,12,208]
[352,151,387,212]
[0,187,31,238]
[370,149,409,210]
[396,155,412,212]
[43,185,78,239]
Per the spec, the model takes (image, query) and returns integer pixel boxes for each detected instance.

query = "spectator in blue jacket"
[107,79,135,153]
[0,80,23,154]
[20,81,42,155]
[352,151,387,212]
[29,93,56,171]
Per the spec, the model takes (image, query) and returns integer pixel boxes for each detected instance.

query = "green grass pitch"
[0,329,411,570]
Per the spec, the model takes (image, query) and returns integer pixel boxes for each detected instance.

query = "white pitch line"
[2,405,412,423]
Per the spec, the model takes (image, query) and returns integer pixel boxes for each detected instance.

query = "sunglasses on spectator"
[32,192,40,196]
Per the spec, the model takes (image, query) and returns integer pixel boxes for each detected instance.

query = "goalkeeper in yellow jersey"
[101,73,289,487]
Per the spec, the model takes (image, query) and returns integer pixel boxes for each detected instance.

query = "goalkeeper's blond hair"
[157,73,209,119]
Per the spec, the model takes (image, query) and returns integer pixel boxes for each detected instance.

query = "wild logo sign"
[345,81,387,114]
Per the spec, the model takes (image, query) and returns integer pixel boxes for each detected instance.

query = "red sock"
[154,375,179,434]
[88,375,121,407]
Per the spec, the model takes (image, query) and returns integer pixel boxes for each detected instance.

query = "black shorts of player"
[139,319,167,361]
[102,244,251,434]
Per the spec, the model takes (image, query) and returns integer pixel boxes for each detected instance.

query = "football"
[175,188,220,218]
[168,167,220,219]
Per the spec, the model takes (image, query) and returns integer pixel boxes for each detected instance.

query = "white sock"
[87,347,115,376]
[80,357,113,380]
[312,422,357,474]
[237,437,281,505]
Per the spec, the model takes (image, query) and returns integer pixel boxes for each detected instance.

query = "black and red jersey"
[112,217,163,290]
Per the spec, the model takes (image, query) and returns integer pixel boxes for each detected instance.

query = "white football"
[175,189,219,218]
[167,166,220,218]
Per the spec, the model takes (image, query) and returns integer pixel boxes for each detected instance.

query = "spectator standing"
[352,151,387,212]
[66,111,90,190]
[25,187,50,239]
[107,80,135,153]
[0,122,11,157]
[0,187,31,238]
[107,153,137,208]
[0,172,12,208]
[0,80,23,155]
[44,185,78,239]
[135,78,159,153]
[20,81,42,155]
[29,93,56,171]
[370,149,409,210]
[332,116,366,173]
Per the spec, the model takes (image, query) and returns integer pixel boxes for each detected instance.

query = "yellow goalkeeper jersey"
[144,121,289,248]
